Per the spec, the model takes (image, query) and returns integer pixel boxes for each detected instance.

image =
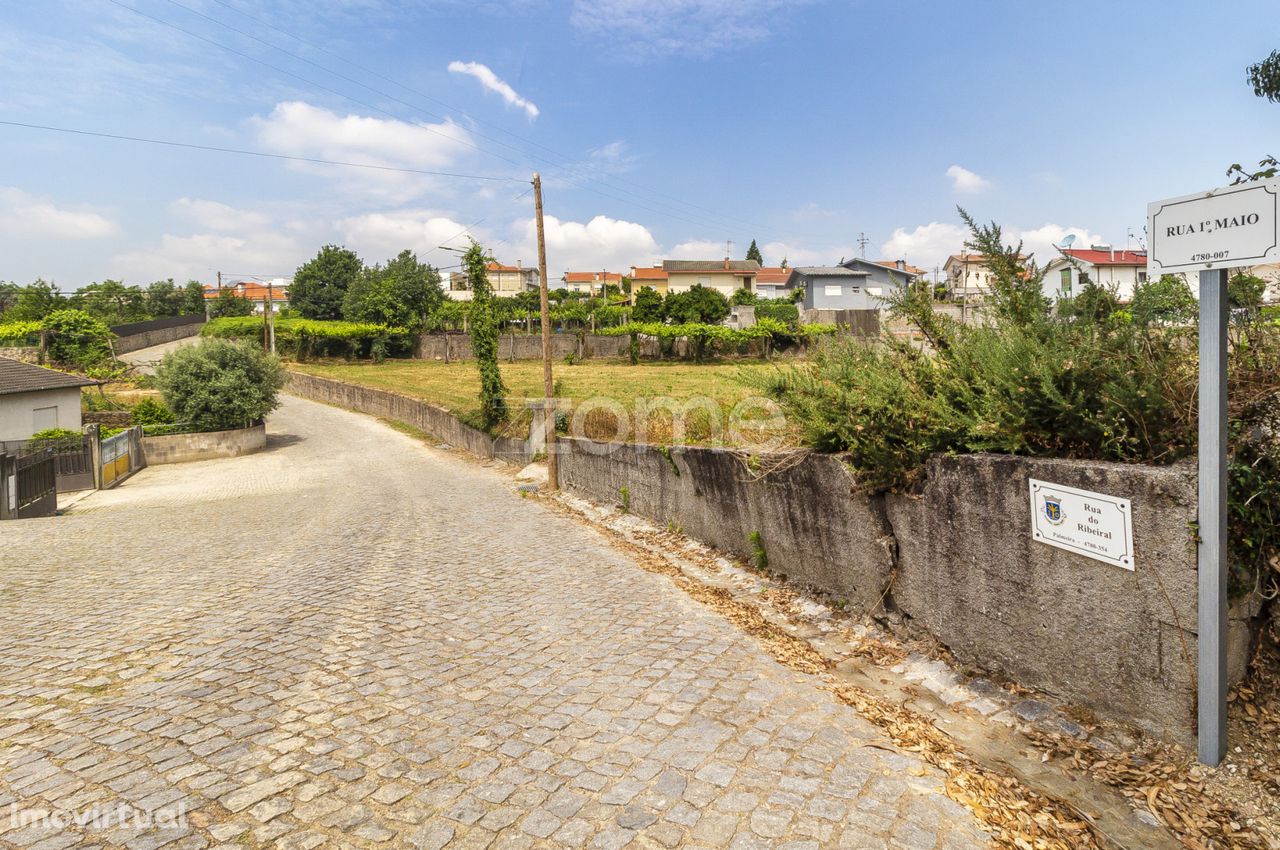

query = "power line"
[108,0,762,236]
[0,119,524,182]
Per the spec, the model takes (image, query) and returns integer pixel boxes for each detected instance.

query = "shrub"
[130,397,174,427]
[208,289,255,318]
[27,428,84,453]
[665,285,730,325]
[202,316,409,360]
[0,319,42,345]
[631,286,664,322]
[155,339,285,431]
[42,309,113,369]
[754,211,1280,596]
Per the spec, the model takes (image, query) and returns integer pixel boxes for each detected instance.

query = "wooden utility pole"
[267,281,276,354]
[533,173,557,489]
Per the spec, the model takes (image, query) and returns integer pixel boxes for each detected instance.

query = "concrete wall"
[555,439,1259,744]
[113,320,204,355]
[0,387,82,441]
[285,372,532,464]
[141,422,266,465]
[557,440,895,612]
[415,333,635,362]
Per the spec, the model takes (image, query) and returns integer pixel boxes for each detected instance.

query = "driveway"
[0,395,989,849]
[116,334,202,375]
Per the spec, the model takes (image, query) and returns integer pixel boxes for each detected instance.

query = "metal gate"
[101,430,131,488]
[0,450,57,519]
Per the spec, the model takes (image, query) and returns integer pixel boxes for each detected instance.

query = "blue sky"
[1,0,1277,287]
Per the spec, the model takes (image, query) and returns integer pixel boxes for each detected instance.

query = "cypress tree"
[746,239,764,265]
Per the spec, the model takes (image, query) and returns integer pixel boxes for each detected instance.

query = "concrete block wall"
[113,320,204,354]
[141,422,266,465]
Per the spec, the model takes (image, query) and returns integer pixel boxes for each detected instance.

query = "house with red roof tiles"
[1041,247,1148,302]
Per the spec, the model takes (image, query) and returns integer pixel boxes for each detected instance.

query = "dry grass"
[293,357,795,446]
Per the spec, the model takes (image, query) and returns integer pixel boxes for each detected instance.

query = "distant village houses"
[204,279,290,313]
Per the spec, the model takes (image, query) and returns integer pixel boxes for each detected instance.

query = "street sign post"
[1147,180,1278,766]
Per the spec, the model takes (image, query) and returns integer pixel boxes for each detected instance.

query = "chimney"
[724,257,730,270]
[1110,247,1115,262]
[895,259,906,271]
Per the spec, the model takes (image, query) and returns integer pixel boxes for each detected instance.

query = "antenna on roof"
[857,232,869,259]
[1058,234,1077,250]
[725,239,734,258]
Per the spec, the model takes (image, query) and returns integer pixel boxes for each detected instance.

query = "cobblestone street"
[0,395,990,849]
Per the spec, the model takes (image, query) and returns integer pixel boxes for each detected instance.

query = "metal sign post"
[1148,180,1279,765]
[1197,267,1228,765]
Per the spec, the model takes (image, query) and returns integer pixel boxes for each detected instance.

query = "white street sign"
[1029,479,1134,570]
[1147,180,1280,274]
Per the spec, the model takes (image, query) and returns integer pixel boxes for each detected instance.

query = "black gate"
[0,450,58,519]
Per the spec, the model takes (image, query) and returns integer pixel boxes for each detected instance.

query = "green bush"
[130,397,174,427]
[462,241,508,429]
[0,319,42,345]
[202,316,409,360]
[155,339,285,431]
[754,210,1280,596]
[42,309,114,369]
[27,428,84,453]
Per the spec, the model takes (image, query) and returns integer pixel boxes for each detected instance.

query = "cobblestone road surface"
[0,394,989,849]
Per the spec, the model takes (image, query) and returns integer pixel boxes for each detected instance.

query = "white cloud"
[946,164,991,194]
[447,61,539,120]
[880,221,1107,273]
[170,198,270,232]
[669,239,731,259]
[513,215,661,273]
[570,0,811,58]
[110,231,303,284]
[0,187,117,240]
[339,211,481,263]
[250,101,476,201]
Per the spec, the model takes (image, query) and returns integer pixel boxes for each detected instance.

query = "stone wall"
[113,318,204,354]
[555,438,1260,744]
[415,332,638,362]
[285,372,531,464]
[141,422,267,465]
[0,347,40,363]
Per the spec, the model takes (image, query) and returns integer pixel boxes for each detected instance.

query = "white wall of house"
[665,271,751,296]
[0,387,82,442]
[1041,260,1147,302]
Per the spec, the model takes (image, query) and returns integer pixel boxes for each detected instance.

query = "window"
[1060,268,1072,294]
[824,285,842,296]
[867,287,883,297]
[1138,272,1148,283]
[33,406,58,431]
[698,276,711,287]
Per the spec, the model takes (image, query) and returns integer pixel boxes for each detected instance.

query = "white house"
[0,358,98,442]
[1040,247,1148,302]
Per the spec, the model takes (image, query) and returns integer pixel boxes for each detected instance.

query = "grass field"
[292,357,796,447]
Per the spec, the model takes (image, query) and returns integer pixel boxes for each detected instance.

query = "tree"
[292,245,362,319]
[4,280,66,321]
[0,282,20,315]
[664,284,731,325]
[1129,274,1197,325]
[72,280,146,325]
[42,309,113,369]
[155,339,285,431]
[1248,49,1280,102]
[181,280,206,315]
[731,287,757,306]
[461,240,508,428]
[209,289,255,318]
[144,279,187,317]
[1229,272,1268,310]
[343,249,443,329]
[631,286,664,322]
[746,239,763,265]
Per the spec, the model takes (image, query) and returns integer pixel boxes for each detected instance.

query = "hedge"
[202,317,411,360]
[0,320,42,345]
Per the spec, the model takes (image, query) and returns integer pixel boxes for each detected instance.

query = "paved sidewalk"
[0,395,990,849]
